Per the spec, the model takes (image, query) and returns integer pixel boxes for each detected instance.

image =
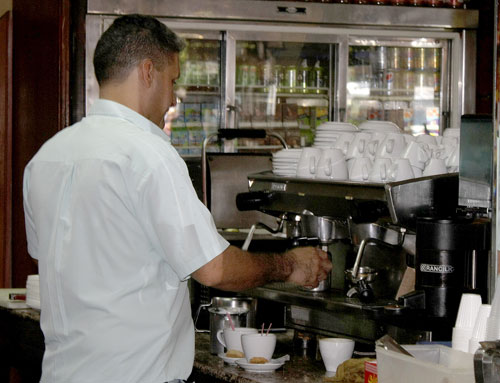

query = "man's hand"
[285,247,332,288]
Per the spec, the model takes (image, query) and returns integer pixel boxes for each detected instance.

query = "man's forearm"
[192,245,293,291]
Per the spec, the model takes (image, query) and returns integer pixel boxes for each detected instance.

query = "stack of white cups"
[26,274,41,310]
[468,304,492,353]
[485,275,500,341]
[451,293,482,353]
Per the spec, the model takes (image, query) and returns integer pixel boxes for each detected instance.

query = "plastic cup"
[455,293,482,329]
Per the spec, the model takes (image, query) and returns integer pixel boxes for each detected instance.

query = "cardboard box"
[365,360,377,383]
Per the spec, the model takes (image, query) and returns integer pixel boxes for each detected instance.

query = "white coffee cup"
[423,158,447,176]
[349,157,372,182]
[412,166,423,178]
[346,132,372,159]
[416,134,437,146]
[316,148,348,181]
[296,147,322,178]
[402,141,430,170]
[333,132,356,156]
[319,338,355,373]
[368,158,392,183]
[446,146,459,168]
[241,333,276,363]
[375,132,406,159]
[366,132,387,160]
[216,327,258,353]
[388,158,414,182]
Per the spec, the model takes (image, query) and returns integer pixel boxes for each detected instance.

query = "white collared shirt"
[23,99,229,383]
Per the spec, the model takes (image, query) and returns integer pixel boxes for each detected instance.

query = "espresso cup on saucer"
[316,148,348,181]
[296,147,322,178]
[217,327,258,354]
[241,333,277,363]
[349,157,372,182]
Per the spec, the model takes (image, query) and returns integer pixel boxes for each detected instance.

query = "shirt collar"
[88,99,170,143]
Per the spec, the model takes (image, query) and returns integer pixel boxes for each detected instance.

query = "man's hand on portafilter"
[285,247,332,288]
[192,245,332,291]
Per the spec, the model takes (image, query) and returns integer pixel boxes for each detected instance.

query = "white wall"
[0,0,12,17]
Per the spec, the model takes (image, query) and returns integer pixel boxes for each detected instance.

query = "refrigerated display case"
[86,0,478,156]
[346,40,445,135]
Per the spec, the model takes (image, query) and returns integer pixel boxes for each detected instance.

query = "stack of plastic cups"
[468,304,492,353]
[451,293,482,353]
[485,275,500,341]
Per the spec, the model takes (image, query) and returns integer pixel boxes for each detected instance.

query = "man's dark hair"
[93,14,185,85]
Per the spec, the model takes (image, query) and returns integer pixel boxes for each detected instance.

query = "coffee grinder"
[412,217,490,321]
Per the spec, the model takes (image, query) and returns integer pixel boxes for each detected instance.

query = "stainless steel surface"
[194,296,257,354]
[458,115,494,210]
[474,341,500,383]
[349,222,405,247]
[385,173,459,231]
[290,214,349,242]
[88,0,478,30]
[205,154,275,230]
[376,334,414,357]
[346,266,378,284]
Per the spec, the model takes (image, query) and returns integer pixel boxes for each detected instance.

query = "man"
[23,14,331,383]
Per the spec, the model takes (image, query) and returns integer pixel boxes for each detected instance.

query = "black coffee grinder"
[394,216,490,339]
[415,217,490,320]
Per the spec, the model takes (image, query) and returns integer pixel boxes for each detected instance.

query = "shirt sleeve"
[135,152,229,281]
[23,166,39,259]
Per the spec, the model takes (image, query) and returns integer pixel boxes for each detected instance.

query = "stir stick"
[226,313,235,331]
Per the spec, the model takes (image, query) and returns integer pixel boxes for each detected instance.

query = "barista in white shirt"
[23,14,331,383]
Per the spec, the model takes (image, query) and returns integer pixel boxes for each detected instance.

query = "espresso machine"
[236,168,492,345]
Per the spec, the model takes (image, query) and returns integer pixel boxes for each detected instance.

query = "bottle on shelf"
[311,60,325,94]
[236,42,249,87]
[285,61,297,93]
[297,59,311,94]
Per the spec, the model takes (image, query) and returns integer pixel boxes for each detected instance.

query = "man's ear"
[138,58,155,88]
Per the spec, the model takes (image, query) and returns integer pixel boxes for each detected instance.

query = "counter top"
[1,307,330,383]
[194,331,329,383]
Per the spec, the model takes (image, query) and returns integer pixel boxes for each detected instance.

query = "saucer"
[218,353,241,365]
[235,358,285,373]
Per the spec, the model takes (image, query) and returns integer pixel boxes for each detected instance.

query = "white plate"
[218,353,241,365]
[235,358,285,373]
[316,122,359,132]
[358,120,400,132]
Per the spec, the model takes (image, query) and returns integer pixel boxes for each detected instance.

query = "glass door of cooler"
[227,31,337,149]
[168,30,223,156]
[346,38,449,135]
